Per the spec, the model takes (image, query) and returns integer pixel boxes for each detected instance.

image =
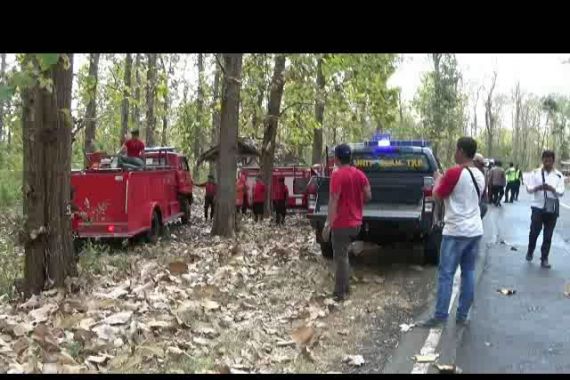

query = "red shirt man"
[197,175,217,220]
[253,177,266,222]
[253,179,266,203]
[122,130,145,158]
[325,143,371,301]
[272,179,289,201]
[329,166,369,229]
[205,182,217,198]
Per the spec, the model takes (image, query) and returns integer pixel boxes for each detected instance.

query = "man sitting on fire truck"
[118,129,145,169]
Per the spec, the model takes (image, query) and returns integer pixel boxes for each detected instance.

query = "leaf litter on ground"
[0,208,426,374]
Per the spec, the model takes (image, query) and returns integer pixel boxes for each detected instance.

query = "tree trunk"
[0,53,6,142]
[260,55,287,218]
[83,53,100,165]
[161,55,173,146]
[252,81,265,134]
[120,53,132,144]
[512,83,521,165]
[145,54,157,146]
[132,54,141,131]
[211,54,243,237]
[23,54,75,296]
[193,54,204,178]
[312,55,325,165]
[209,55,221,176]
[484,71,497,157]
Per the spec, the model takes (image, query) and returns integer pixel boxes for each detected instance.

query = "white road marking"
[411,270,461,374]
[560,202,570,210]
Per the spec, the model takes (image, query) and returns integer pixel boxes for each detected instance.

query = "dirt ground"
[0,198,436,374]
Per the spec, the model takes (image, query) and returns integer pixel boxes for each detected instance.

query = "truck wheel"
[146,211,162,244]
[320,242,334,259]
[180,196,191,225]
[423,231,441,265]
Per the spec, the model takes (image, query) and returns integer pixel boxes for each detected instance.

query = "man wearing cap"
[119,130,145,168]
[196,175,217,220]
[324,143,371,301]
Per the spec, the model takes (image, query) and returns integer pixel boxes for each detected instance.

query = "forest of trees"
[2,54,568,189]
[0,53,569,294]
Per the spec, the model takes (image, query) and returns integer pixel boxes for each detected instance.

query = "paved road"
[383,187,570,374]
[455,191,570,373]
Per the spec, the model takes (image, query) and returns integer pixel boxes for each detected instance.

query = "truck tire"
[146,210,162,244]
[320,242,333,259]
[423,230,441,265]
[180,196,191,225]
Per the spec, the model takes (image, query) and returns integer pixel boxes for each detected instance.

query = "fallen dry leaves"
[0,206,418,374]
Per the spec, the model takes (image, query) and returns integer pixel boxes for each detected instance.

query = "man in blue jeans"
[418,137,485,328]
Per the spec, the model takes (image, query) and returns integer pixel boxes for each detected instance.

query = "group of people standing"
[197,174,289,225]
[320,136,565,328]
[486,161,524,206]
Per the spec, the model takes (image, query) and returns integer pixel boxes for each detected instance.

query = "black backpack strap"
[541,169,548,201]
[465,167,481,199]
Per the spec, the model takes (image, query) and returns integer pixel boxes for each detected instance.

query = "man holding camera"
[525,150,565,269]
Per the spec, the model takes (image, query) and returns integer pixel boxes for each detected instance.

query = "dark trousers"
[527,207,558,261]
[253,202,264,222]
[491,185,504,206]
[118,155,144,169]
[204,195,215,220]
[512,180,521,201]
[331,227,360,298]
[505,182,516,203]
[273,200,287,225]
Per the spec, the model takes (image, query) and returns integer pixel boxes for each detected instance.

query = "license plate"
[295,198,302,206]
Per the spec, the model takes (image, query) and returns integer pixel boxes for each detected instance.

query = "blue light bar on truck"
[364,140,431,148]
[371,132,391,142]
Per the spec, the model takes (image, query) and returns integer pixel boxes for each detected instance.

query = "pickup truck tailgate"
[310,203,423,221]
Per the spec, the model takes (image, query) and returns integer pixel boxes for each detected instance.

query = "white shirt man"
[525,168,565,209]
[525,150,565,268]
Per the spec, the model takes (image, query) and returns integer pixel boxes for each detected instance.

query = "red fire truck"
[238,166,313,210]
[71,147,193,243]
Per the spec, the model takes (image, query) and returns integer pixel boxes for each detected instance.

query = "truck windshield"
[352,152,431,173]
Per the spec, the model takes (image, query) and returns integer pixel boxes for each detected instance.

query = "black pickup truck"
[308,141,444,264]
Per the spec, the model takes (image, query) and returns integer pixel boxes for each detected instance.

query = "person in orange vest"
[253,176,266,223]
[272,177,289,225]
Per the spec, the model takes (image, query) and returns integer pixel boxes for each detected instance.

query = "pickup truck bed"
[309,144,443,264]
